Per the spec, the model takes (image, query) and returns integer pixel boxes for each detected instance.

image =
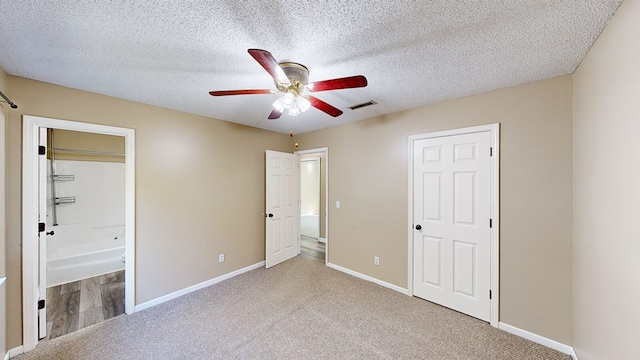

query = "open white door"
[265,150,300,268]
[37,127,47,339]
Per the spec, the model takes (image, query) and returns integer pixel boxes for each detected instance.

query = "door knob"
[415,225,422,230]
[268,213,274,218]
[46,231,55,236]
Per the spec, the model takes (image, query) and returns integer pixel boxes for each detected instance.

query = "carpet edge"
[326,262,409,295]
[499,322,576,359]
[134,261,265,312]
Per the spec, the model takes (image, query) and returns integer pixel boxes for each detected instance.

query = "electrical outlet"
[219,254,225,263]
[374,256,380,266]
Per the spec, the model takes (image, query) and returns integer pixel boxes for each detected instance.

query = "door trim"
[407,123,499,327]
[22,115,136,352]
[0,111,5,358]
[295,147,329,265]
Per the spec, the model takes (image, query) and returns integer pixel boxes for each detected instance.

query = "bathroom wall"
[300,158,320,216]
[300,152,326,239]
[48,129,126,227]
[49,129,124,163]
[48,160,125,228]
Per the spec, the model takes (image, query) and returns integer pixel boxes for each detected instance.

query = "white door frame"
[295,147,329,265]
[0,110,6,358]
[37,127,47,340]
[22,115,136,352]
[407,124,499,327]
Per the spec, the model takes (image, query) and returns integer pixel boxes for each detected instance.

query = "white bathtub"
[47,222,125,287]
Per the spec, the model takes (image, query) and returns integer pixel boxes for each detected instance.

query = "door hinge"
[490,147,493,156]
[38,145,46,155]
[489,219,492,228]
[38,222,45,232]
[38,299,45,310]
[489,290,492,300]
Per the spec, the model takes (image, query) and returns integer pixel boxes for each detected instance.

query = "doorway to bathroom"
[297,148,328,263]
[22,116,136,352]
[43,128,126,341]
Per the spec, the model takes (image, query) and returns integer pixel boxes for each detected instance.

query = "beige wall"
[49,129,125,163]
[5,76,289,348]
[295,75,574,344]
[573,1,640,359]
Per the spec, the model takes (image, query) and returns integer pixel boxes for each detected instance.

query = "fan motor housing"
[277,62,309,93]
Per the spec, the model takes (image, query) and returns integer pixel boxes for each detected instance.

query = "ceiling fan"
[209,49,368,119]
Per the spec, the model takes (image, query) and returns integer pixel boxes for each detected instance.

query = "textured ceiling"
[0,1,622,134]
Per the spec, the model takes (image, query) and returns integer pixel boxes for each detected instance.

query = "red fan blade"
[248,49,290,85]
[307,75,367,92]
[307,96,343,117]
[268,108,282,120]
[209,89,273,96]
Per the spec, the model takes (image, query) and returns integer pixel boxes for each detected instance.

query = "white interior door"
[413,131,491,321]
[265,150,300,268]
[37,127,48,339]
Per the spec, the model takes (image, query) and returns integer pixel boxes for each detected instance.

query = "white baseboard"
[135,261,265,312]
[498,322,577,359]
[318,237,327,243]
[327,262,409,295]
[7,346,24,359]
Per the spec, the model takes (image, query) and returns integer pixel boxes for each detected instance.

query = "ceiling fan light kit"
[209,49,368,120]
[272,92,311,116]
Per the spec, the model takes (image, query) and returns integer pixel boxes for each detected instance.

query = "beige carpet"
[15,257,571,360]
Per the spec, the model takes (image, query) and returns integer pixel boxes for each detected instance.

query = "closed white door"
[413,131,491,321]
[265,151,300,268]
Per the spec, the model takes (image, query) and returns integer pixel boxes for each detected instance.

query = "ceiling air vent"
[349,100,377,110]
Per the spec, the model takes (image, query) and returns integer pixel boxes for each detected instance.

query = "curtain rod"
[0,90,18,109]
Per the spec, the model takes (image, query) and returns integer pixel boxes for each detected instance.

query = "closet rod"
[48,147,125,157]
